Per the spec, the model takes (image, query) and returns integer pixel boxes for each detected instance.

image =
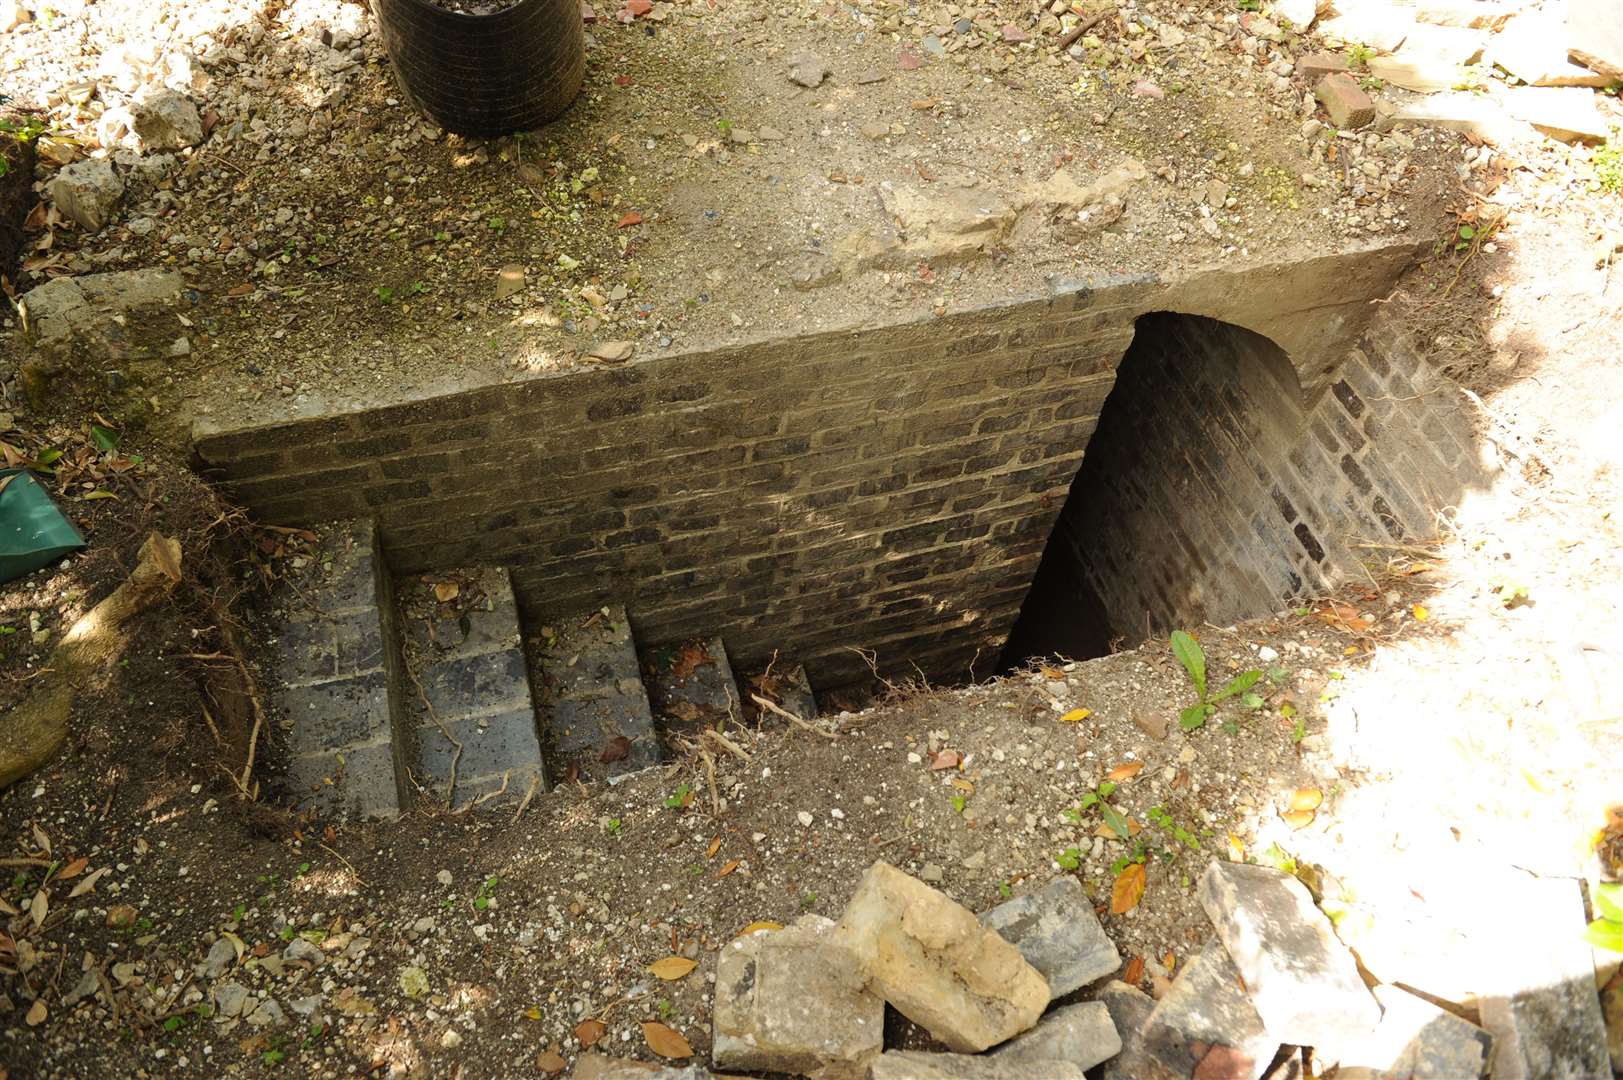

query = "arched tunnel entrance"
[1002,312,1316,668]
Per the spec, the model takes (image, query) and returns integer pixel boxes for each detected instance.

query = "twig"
[511,774,540,824]
[318,843,368,887]
[750,693,838,739]
[702,727,753,761]
[0,857,52,867]
[464,771,511,810]
[1055,10,1106,50]
[700,748,721,817]
[407,664,461,811]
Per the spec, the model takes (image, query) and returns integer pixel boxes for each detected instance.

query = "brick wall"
[1015,312,1486,649]
[194,245,1425,690]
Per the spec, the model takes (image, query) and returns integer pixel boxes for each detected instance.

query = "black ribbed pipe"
[371,0,585,137]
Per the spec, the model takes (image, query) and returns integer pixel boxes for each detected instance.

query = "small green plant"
[1360,76,1385,92]
[605,817,623,836]
[799,890,817,911]
[664,783,692,809]
[1585,882,1623,954]
[1488,573,1529,607]
[998,880,1013,899]
[1347,44,1375,68]
[1236,0,1260,10]
[1065,781,1131,840]
[950,794,968,814]
[1055,846,1082,871]
[716,118,734,134]
[1146,806,1202,850]
[375,285,396,304]
[474,876,498,911]
[1454,224,1477,253]
[262,1047,286,1066]
[1109,844,1149,875]
[487,215,507,234]
[1596,141,1623,193]
[1170,631,1263,732]
[657,998,674,1019]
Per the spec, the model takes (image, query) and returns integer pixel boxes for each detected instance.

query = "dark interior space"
[1000,312,1306,672]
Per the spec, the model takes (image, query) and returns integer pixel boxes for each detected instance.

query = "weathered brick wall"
[1031,312,1485,646]
[193,244,1424,690]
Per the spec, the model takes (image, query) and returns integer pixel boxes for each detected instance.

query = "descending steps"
[267,519,823,816]
[271,521,408,819]
[397,567,545,809]
[527,606,660,785]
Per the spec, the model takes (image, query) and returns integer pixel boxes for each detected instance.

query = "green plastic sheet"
[0,468,86,584]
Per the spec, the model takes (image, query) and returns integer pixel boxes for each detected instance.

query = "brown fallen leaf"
[1122,955,1145,985]
[1094,818,1144,838]
[642,1021,693,1059]
[1111,863,1147,914]
[706,836,721,859]
[717,859,740,878]
[599,735,632,763]
[1288,787,1324,812]
[671,643,710,681]
[26,999,47,1027]
[649,956,697,980]
[57,857,88,880]
[28,890,47,928]
[1107,761,1145,782]
[574,1018,607,1048]
[1039,665,1065,679]
[433,581,459,602]
[1162,949,1177,972]
[1281,809,1316,830]
[226,283,254,297]
[536,1046,567,1075]
[737,921,782,936]
[617,211,643,228]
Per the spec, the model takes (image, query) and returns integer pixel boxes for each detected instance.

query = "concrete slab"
[530,606,659,784]
[1137,938,1276,1080]
[979,876,1121,998]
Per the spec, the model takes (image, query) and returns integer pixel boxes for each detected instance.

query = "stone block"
[1333,984,1493,1079]
[1138,938,1276,1080]
[18,268,182,348]
[979,876,1121,997]
[835,861,1049,1052]
[1097,980,1156,1080]
[1296,52,1350,79]
[1391,92,1529,145]
[1319,5,1415,52]
[1501,86,1609,143]
[47,157,124,232]
[1488,11,1613,86]
[1568,0,1623,77]
[990,1001,1121,1071]
[1198,860,1380,1051]
[573,1053,718,1079]
[131,89,203,150]
[1414,0,1514,29]
[712,916,882,1079]
[1368,26,1487,91]
[869,1051,1088,1080]
[1315,74,1376,130]
[1478,875,1611,1080]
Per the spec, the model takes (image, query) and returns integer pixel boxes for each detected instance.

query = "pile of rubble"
[571,857,1582,1079]
[1296,0,1620,146]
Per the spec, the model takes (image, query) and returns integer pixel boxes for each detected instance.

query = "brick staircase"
[266,521,819,817]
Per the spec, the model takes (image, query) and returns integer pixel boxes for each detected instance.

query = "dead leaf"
[928,749,960,770]
[641,1021,693,1059]
[717,859,740,878]
[1122,955,1145,985]
[617,211,643,228]
[226,283,254,297]
[29,890,47,928]
[574,1018,607,1048]
[433,581,460,602]
[536,1046,567,1075]
[950,777,975,794]
[1059,708,1092,723]
[31,823,50,857]
[1315,602,1372,633]
[25,999,47,1027]
[70,867,109,898]
[737,921,782,936]
[1132,711,1171,740]
[599,735,632,763]
[1039,665,1065,679]
[670,643,710,681]
[1288,788,1323,812]
[1107,761,1145,782]
[706,836,721,859]
[57,857,88,880]
[1162,949,1176,972]
[1281,809,1316,830]
[649,956,697,980]
[1111,863,1147,914]
[1095,818,1143,838]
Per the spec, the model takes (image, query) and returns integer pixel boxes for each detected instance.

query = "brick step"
[397,566,546,809]
[270,520,408,819]
[741,661,819,725]
[528,605,659,785]
[643,636,740,740]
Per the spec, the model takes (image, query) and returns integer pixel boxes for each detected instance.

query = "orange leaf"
[649,956,697,980]
[617,211,643,228]
[1039,665,1065,679]
[717,859,739,878]
[57,857,88,880]
[433,581,459,602]
[1288,788,1323,812]
[574,1018,606,1048]
[1111,863,1146,914]
[1122,955,1145,984]
[1281,809,1316,830]
[641,1021,693,1059]
[706,836,721,859]
[226,283,254,297]
[1106,761,1145,782]
[1162,949,1176,972]
[737,921,782,936]
[537,1046,568,1075]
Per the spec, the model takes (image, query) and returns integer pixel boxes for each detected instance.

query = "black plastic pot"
[371,0,585,137]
